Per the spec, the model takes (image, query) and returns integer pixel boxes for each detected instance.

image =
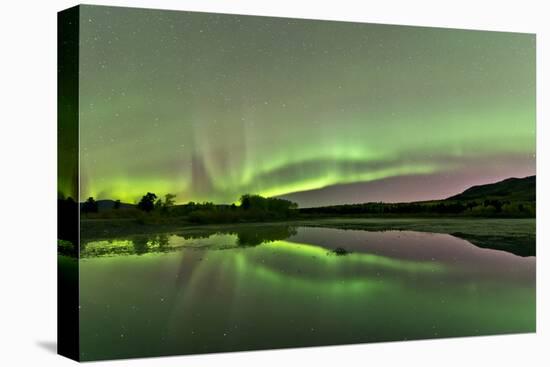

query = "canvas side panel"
[57,5,80,362]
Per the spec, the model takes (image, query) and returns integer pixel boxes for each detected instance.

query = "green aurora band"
[76,6,535,205]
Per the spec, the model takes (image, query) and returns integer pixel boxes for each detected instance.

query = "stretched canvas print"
[58,4,536,362]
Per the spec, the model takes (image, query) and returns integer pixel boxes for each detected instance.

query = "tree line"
[78,193,299,223]
[299,199,535,218]
[73,191,535,224]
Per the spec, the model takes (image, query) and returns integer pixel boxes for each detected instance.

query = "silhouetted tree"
[240,194,252,210]
[239,194,297,212]
[137,192,157,212]
[82,197,98,214]
[164,193,176,208]
[154,198,163,210]
[113,199,121,210]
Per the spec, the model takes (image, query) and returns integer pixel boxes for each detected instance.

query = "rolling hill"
[446,176,535,202]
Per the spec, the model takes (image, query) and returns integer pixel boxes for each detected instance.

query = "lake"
[77,223,535,361]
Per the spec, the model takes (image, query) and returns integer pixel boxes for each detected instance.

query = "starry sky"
[78,5,535,207]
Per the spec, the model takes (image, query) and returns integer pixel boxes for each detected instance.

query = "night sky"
[78,5,535,207]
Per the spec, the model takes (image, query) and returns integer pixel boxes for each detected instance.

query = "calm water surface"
[78,225,535,361]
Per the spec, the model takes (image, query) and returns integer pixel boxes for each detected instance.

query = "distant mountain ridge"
[446,175,535,202]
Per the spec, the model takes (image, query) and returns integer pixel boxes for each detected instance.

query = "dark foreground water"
[77,225,535,361]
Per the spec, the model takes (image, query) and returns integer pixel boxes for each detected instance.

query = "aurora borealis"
[78,5,535,206]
